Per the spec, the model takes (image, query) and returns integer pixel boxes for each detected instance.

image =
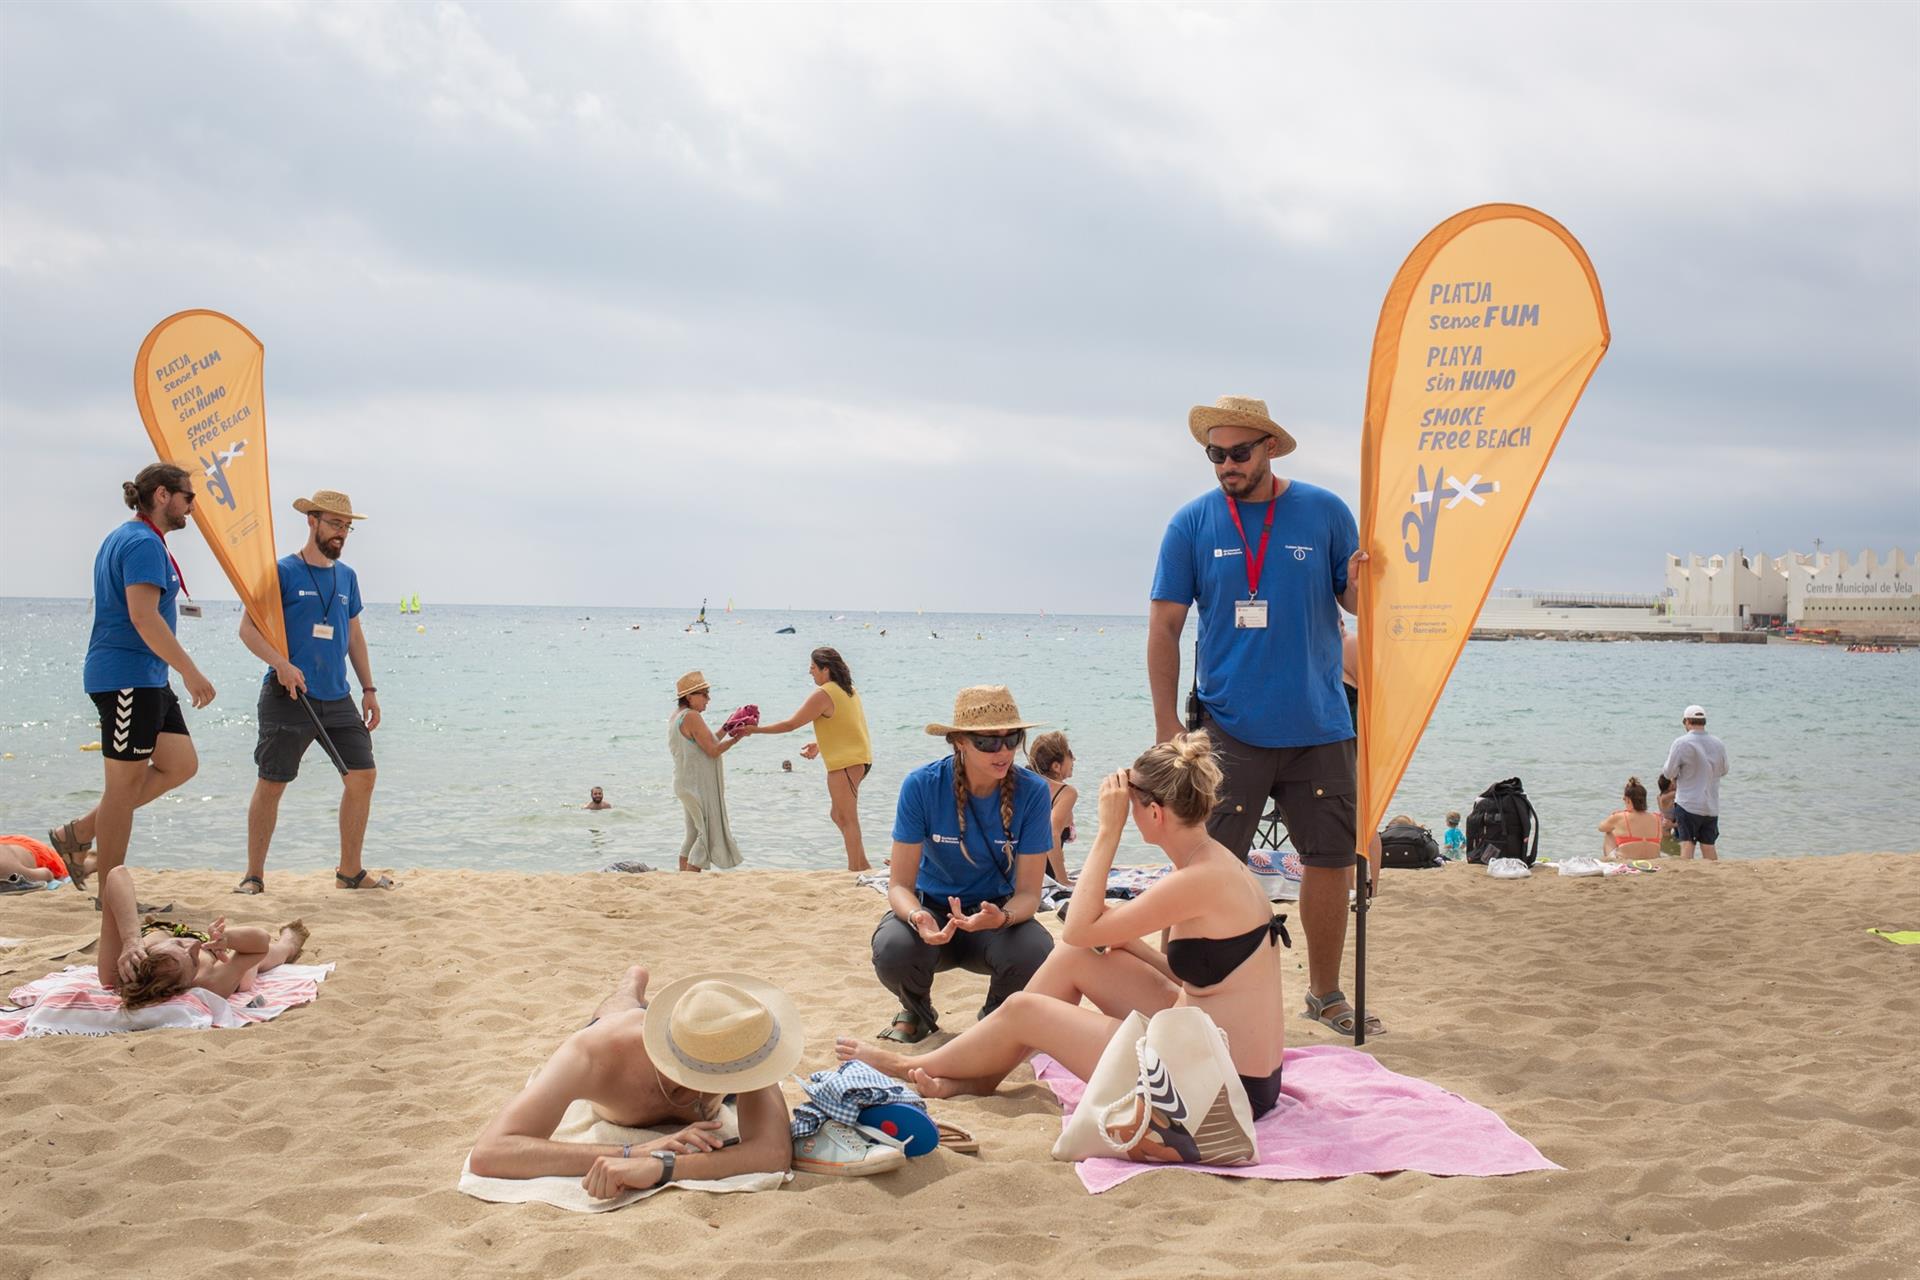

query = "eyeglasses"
[1203,440,1265,465]
[317,516,353,534]
[967,731,1025,753]
[1128,783,1162,807]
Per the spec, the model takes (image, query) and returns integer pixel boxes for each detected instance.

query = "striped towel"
[1,963,332,1040]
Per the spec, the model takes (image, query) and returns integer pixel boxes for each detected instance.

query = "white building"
[1666,548,1917,638]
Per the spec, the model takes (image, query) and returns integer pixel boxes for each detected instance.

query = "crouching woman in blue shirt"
[869,686,1055,1044]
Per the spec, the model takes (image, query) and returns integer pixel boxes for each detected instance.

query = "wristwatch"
[650,1149,676,1184]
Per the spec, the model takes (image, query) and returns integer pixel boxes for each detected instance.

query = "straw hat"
[1188,395,1297,457]
[676,670,711,700]
[641,975,805,1093]
[924,685,1043,736]
[291,489,369,520]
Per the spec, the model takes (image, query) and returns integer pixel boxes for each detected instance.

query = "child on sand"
[1442,812,1465,859]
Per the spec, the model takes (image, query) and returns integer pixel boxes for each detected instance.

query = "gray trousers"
[870,911,1054,1032]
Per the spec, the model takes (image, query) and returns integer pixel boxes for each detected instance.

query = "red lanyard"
[1223,488,1278,599]
[135,515,191,601]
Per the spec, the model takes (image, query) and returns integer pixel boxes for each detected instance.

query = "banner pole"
[1353,858,1369,1048]
[296,692,351,778]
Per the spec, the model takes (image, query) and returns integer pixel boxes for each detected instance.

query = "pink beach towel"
[1,963,332,1040]
[1033,1044,1559,1193]
[720,705,760,738]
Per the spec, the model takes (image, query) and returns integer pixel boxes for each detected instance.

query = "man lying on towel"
[97,864,310,1007]
[469,966,799,1199]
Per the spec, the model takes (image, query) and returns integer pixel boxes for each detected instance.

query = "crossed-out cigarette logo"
[1401,464,1499,584]
[197,439,248,512]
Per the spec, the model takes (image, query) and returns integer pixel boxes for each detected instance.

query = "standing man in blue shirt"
[47,464,218,885]
[1148,396,1382,1037]
[234,490,391,893]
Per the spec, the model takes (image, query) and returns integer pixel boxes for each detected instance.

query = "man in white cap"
[469,966,806,1194]
[1662,705,1728,859]
[1148,396,1377,1036]
[234,489,391,893]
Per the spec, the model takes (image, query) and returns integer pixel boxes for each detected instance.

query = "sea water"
[0,598,1913,874]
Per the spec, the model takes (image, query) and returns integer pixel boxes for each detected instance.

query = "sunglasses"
[1128,782,1163,807]
[967,730,1025,753]
[1203,440,1265,465]
[170,489,197,507]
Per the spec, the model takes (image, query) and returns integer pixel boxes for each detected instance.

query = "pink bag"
[720,705,760,738]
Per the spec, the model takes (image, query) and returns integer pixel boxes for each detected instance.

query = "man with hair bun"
[1149,395,1380,1037]
[46,464,217,883]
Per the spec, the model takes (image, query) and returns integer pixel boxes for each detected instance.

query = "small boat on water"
[774,626,796,635]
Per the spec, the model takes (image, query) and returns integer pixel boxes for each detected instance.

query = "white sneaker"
[793,1120,908,1177]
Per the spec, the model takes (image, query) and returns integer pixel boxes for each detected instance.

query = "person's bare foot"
[591,965,650,1021]
[905,1067,980,1100]
[835,1035,914,1077]
[279,919,310,962]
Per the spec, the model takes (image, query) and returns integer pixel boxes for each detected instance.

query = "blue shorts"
[1672,804,1720,846]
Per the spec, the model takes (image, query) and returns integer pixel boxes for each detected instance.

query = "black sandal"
[335,869,395,890]
[233,875,265,895]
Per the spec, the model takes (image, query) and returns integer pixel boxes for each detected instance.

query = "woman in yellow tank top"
[740,647,873,871]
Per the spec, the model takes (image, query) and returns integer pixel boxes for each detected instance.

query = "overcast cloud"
[2,0,1914,612]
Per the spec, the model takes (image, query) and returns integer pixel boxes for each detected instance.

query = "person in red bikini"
[1598,776,1664,859]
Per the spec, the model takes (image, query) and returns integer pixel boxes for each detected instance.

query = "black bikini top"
[1166,915,1290,989]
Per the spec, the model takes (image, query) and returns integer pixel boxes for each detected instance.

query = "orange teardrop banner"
[132,310,288,658]
[1355,205,1610,854]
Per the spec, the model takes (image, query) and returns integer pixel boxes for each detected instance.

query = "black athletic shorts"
[1201,713,1358,869]
[90,686,189,762]
[1672,803,1720,847]
[254,684,376,781]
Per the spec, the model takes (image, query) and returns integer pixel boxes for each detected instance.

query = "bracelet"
[621,1144,632,1159]
[362,686,377,694]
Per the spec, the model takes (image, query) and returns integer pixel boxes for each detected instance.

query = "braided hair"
[948,735,1019,877]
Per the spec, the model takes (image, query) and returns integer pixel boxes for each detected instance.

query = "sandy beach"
[2,853,1914,1280]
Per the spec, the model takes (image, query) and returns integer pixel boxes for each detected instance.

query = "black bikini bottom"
[1241,1062,1285,1119]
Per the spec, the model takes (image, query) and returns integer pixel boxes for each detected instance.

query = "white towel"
[458,1098,789,1212]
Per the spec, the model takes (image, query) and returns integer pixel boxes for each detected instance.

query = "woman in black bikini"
[839,731,1289,1118]
[1028,731,1078,886]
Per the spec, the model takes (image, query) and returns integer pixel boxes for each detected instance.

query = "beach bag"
[1465,778,1540,866]
[1052,1006,1257,1167]
[1379,821,1443,869]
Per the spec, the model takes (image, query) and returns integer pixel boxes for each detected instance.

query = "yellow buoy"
[416,624,426,633]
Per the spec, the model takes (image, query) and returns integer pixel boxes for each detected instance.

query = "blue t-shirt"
[83,521,178,693]
[268,554,363,701]
[1443,827,1465,855]
[1151,481,1359,749]
[892,756,1054,906]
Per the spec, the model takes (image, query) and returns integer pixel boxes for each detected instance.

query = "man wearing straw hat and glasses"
[1149,397,1381,1037]
[868,686,1056,1044]
[469,965,804,1193]
[234,489,392,893]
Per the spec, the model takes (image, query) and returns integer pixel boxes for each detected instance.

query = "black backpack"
[1379,821,1444,869]
[1465,778,1541,866]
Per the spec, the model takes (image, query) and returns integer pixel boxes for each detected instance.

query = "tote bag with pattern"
[1052,1006,1257,1166]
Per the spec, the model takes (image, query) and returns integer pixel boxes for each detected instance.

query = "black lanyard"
[300,558,339,628]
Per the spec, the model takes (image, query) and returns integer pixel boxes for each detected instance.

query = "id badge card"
[177,602,203,619]
[1234,599,1269,630]
[312,623,336,640]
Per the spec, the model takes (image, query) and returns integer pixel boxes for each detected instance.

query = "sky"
[1,1,1914,613]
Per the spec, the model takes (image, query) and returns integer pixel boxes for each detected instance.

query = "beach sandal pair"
[1303,989,1386,1038]
[877,1010,932,1044]
[335,868,396,890]
[47,823,91,888]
